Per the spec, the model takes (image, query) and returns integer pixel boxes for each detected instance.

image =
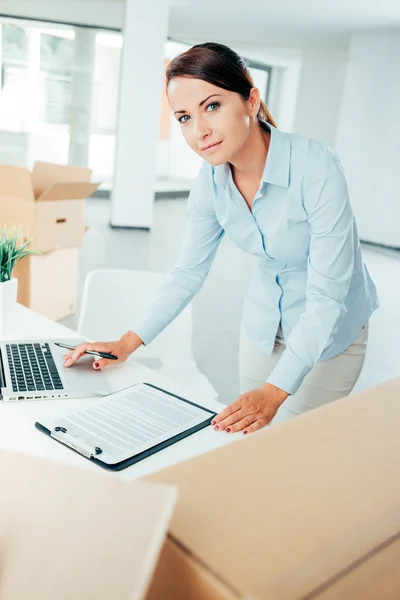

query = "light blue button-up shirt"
[135,122,379,395]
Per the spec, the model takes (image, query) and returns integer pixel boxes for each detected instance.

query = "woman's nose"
[193,117,211,141]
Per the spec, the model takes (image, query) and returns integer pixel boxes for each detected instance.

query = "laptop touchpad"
[61,354,111,396]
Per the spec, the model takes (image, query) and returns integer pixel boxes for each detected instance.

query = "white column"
[292,46,347,148]
[111,0,169,229]
[335,33,400,247]
[68,28,96,167]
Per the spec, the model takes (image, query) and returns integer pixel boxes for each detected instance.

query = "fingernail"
[94,362,99,369]
[211,420,216,425]
[243,430,248,435]
[226,428,231,433]
[214,425,219,431]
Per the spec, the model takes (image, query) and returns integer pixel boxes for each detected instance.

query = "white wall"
[233,44,303,134]
[156,139,170,178]
[292,46,348,147]
[336,33,400,247]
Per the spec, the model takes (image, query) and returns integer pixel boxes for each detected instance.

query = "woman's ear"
[248,87,261,117]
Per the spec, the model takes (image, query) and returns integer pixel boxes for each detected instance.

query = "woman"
[64,42,379,434]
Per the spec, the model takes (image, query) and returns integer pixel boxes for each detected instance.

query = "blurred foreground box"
[145,377,400,600]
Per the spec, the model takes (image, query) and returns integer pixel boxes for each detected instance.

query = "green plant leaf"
[0,225,43,283]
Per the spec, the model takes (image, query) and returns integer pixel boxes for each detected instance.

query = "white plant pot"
[0,277,18,338]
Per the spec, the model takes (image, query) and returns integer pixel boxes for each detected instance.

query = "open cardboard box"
[143,376,400,600]
[0,449,177,600]
[0,161,99,252]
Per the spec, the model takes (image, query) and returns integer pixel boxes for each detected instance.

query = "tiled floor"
[59,196,400,404]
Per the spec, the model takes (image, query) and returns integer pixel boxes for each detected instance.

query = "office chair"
[78,269,218,402]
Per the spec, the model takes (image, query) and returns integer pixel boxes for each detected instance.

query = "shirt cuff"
[266,350,313,396]
[133,316,166,347]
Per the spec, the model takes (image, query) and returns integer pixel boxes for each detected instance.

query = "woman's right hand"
[63,331,143,370]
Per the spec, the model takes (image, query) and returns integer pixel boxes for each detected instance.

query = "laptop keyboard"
[6,343,64,394]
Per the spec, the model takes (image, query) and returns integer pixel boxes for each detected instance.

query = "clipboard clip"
[51,427,103,459]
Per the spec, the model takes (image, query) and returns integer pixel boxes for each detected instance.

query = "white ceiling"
[168,0,400,47]
[1,0,400,47]
[172,0,400,30]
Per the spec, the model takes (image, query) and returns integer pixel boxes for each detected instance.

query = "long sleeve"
[266,150,355,395]
[134,164,224,345]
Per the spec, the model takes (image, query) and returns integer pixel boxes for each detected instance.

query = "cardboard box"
[312,537,400,599]
[0,449,177,600]
[144,377,400,599]
[1,379,399,599]
[146,538,238,600]
[0,161,99,252]
[12,247,79,321]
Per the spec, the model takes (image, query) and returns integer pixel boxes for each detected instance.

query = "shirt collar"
[213,121,291,190]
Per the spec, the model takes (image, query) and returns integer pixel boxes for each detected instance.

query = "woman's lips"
[202,141,222,153]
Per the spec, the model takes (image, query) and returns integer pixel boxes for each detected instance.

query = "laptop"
[0,338,111,402]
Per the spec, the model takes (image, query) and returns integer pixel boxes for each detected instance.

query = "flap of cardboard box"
[0,449,177,600]
[36,182,100,202]
[145,377,400,599]
[0,165,34,201]
[32,161,92,198]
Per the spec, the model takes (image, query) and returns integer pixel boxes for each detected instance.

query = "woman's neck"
[229,121,271,182]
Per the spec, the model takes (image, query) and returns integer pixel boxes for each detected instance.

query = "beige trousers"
[239,321,369,426]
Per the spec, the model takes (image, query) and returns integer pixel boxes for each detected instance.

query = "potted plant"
[0,225,42,336]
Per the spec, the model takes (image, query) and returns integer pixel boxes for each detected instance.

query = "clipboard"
[35,383,217,471]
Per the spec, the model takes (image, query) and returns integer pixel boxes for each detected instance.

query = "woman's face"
[167,77,259,166]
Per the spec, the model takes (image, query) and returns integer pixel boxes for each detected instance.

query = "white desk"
[0,304,238,481]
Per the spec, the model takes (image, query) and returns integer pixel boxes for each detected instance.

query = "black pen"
[54,342,118,360]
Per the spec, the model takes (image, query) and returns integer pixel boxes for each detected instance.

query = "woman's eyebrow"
[174,94,223,115]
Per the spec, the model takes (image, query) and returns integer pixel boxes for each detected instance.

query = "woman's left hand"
[212,383,289,434]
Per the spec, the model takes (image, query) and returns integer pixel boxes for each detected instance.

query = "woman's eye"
[178,102,219,124]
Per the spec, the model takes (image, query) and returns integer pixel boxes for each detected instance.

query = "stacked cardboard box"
[0,161,100,320]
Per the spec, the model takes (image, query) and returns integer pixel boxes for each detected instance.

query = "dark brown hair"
[166,42,277,128]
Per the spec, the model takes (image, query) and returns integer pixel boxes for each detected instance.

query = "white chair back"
[78,269,192,365]
[77,269,218,400]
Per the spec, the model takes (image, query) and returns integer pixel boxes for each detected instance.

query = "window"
[0,17,122,187]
